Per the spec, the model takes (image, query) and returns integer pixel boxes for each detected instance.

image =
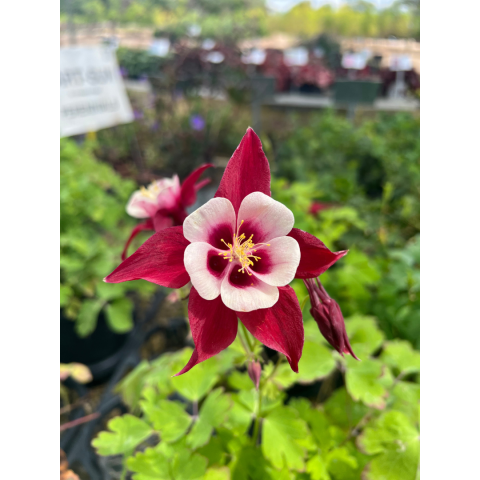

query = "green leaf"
[262,406,309,470]
[380,340,420,376]
[228,371,255,391]
[358,411,420,480]
[295,404,333,451]
[326,446,364,480]
[223,394,252,436]
[232,446,273,480]
[60,284,73,307]
[324,387,369,430]
[346,357,393,409]
[197,437,226,466]
[297,341,336,384]
[92,414,152,456]
[345,316,385,358]
[127,447,170,480]
[389,382,420,424]
[105,297,134,333]
[306,455,330,480]
[76,298,103,337]
[96,281,127,301]
[115,360,152,409]
[141,399,192,443]
[171,349,220,401]
[204,467,231,480]
[187,388,232,448]
[170,450,208,480]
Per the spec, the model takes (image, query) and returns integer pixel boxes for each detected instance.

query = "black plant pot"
[60,309,131,385]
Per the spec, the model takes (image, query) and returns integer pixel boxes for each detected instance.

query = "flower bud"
[247,361,262,390]
[304,278,358,360]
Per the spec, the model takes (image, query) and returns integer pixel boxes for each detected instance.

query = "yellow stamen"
[219,220,270,275]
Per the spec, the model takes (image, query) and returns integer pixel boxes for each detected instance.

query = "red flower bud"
[247,361,262,390]
[304,278,359,360]
[309,201,331,216]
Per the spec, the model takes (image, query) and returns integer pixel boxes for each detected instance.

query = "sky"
[266,0,398,13]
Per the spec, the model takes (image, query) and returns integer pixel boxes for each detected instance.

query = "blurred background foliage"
[60,0,419,40]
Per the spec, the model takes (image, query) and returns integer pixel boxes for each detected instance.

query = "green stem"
[120,455,128,480]
[238,328,251,356]
[240,322,255,352]
[252,386,263,447]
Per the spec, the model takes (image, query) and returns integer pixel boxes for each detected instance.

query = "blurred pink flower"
[122,165,212,260]
[309,201,331,216]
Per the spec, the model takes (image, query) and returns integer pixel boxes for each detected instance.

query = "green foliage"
[266,2,419,40]
[92,313,419,480]
[60,138,155,336]
[270,112,420,346]
[92,414,153,456]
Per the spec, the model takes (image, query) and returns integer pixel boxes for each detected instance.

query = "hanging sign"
[60,46,134,137]
[390,55,413,71]
[341,52,367,70]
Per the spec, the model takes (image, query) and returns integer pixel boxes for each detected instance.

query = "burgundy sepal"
[214,128,271,213]
[238,286,304,372]
[105,226,190,289]
[304,278,358,360]
[180,163,214,207]
[288,228,347,279]
[175,287,238,376]
[121,219,154,261]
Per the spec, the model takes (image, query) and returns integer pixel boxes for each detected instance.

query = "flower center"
[140,182,159,199]
[218,220,270,275]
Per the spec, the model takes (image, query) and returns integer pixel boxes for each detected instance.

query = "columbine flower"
[122,165,212,260]
[304,278,358,359]
[105,128,347,375]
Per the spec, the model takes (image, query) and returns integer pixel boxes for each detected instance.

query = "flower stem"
[240,322,255,353]
[252,385,262,446]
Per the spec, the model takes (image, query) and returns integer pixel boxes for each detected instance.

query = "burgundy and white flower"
[105,128,349,375]
[183,192,300,312]
[121,165,212,260]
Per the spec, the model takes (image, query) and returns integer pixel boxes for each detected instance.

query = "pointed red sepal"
[214,127,271,213]
[238,286,304,373]
[288,228,347,279]
[105,226,190,288]
[152,210,174,232]
[174,287,238,376]
[121,219,155,261]
[180,163,214,207]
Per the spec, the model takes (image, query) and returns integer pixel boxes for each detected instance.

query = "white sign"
[60,46,134,137]
[149,38,170,57]
[341,53,367,70]
[389,55,412,72]
[241,48,266,65]
[284,47,309,67]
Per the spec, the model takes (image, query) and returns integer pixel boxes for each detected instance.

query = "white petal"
[183,197,236,244]
[184,242,231,300]
[221,268,279,312]
[126,190,157,218]
[237,192,294,242]
[250,236,300,286]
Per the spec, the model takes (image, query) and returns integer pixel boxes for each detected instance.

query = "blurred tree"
[265,1,418,39]
[60,0,267,43]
